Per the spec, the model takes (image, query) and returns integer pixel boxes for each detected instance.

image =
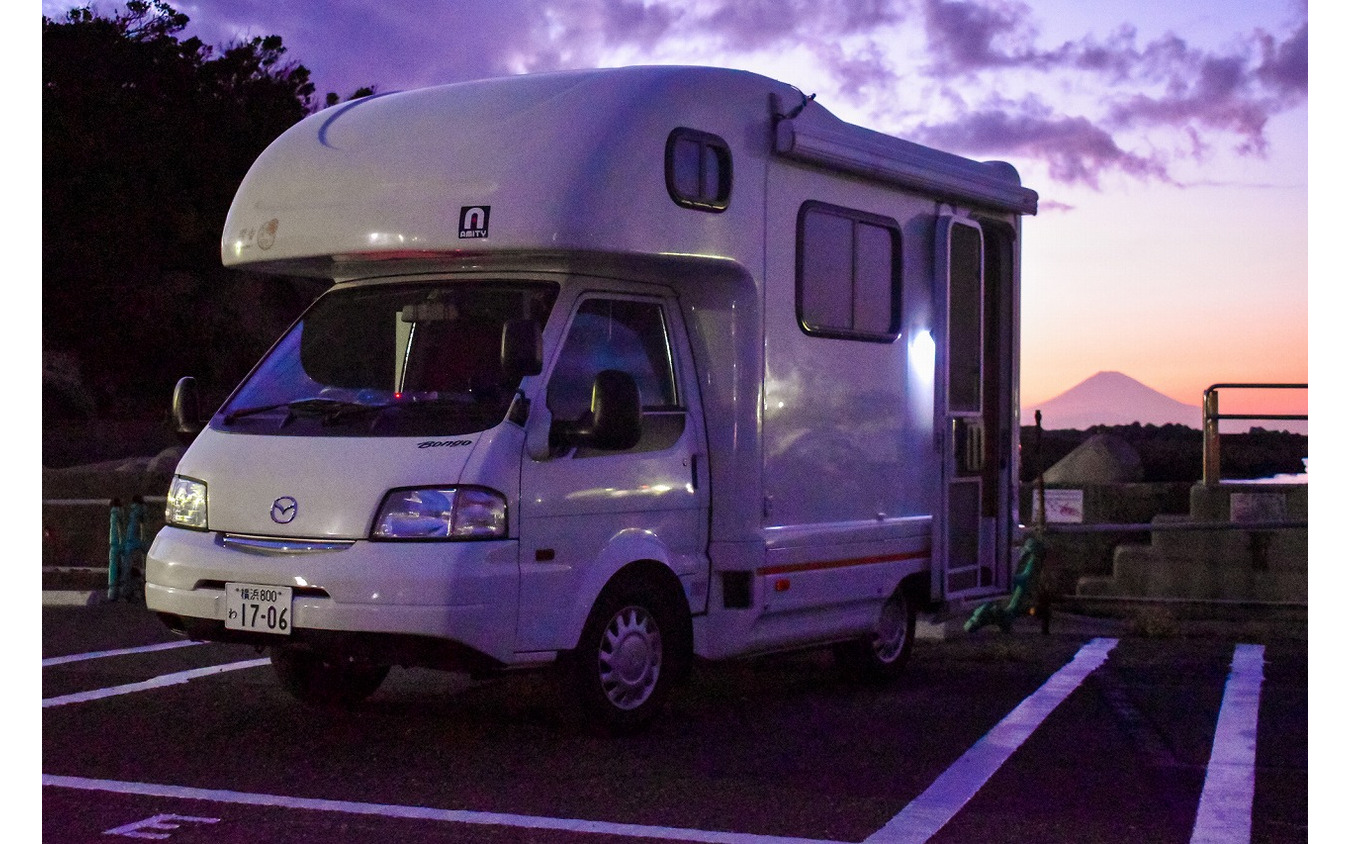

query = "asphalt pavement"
[41,593,1309,843]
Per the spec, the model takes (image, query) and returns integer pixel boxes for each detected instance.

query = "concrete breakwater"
[1021,481,1307,606]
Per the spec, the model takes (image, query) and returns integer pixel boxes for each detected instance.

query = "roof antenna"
[781,90,816,121]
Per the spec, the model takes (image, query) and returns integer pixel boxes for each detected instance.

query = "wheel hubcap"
[872,595,908,663]
[598,606,662,710]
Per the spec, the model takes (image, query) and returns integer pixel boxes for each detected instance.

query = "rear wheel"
[568,579,684,733]
[271,646,389,709]
[834,586,916,682]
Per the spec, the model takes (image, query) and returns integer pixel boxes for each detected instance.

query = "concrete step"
[1144,534,1307,569]
[1078,546,1307,602]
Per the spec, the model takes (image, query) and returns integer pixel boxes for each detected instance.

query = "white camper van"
[147,66,1038,730]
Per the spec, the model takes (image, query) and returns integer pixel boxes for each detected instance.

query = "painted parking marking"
[864,636,1119,844]
[104,812,220,839]
[43,639,1121,842]
[42,639,203,667]
[1190,643,1266,844]
[44,774,851,844]
[42,659,270,708]
[44,637,1269,842]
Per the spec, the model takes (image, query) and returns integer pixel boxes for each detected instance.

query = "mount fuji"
[1023,371,1201,430]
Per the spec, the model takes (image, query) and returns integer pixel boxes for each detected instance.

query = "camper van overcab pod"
[146,65,1038,730]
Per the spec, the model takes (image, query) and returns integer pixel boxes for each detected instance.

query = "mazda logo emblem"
[271,496,298,524]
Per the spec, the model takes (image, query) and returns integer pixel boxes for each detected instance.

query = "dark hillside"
[1020,423,1308,483]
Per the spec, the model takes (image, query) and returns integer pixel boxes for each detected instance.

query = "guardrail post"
[107,499,124,601]
[1203,388,1221,486]
[107,496,149,602]
[1202,383,1306,486]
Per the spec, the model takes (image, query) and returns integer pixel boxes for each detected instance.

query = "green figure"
[965,533,1043,633]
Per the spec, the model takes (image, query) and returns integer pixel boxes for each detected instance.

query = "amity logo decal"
[459,206,491,239]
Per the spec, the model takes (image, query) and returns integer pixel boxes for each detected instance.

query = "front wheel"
[834,586,916,683]
[568,580,684,733]
[271,646,389,709]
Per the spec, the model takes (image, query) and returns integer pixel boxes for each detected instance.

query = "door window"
[947,222,984,414]
[546,297,685,454]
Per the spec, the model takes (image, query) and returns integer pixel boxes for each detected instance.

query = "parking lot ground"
[41,601,1309,843]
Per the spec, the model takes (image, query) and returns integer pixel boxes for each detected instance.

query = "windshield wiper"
[223,395,484,426]
[223,397,380,424]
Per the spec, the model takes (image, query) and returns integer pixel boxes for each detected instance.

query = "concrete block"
[916,615,967,640]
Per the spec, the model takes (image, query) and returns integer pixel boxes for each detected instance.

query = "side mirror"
[171,376,203,445]
[501,319,543,379]
[577,370,642,451]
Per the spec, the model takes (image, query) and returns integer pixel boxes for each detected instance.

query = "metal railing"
[1202,383,1307,485]
[1011,403,1310,619]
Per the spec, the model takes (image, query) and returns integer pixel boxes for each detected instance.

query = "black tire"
[568,579,684,733]
[127,556,146,604]
[270,646,390,709]
[834,586,916,683]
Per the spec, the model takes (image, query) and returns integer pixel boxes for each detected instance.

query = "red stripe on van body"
[757,548,931,577]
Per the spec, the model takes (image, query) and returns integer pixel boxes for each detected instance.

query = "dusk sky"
[42,0,1315,421]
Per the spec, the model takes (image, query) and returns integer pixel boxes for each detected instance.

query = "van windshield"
[215,280,558,437]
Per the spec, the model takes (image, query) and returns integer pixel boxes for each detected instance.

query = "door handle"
[968,423,984,472]
[951,418,984,474]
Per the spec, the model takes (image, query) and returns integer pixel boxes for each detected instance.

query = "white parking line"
[42,640,204,667]
[1190,643,1266,844]
[864,636,1119,844]
[42,659,271,708]
[43,774,851,844]
[46,635,1264,843]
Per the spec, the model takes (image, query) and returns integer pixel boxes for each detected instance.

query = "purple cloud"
[169,0,559,97]
[597,0,681,49]
[704,0,904,48]
[1256,22,1308,96]
[920,0,1039,74]
[74,0,1303,188]
[1095,23,1309,158]
[1108,57,1274,155]
[913,104,1171,188]
[815,41,900,102]
[907,3,1307,185]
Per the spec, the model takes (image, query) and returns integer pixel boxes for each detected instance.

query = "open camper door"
[935,215,1015,603]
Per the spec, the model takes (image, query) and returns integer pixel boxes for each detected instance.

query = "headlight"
[165,475,208,529]
[372,487,507,540]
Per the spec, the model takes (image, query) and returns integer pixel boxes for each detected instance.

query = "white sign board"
[1039,489,1084,524]
[1230,492,1286,523]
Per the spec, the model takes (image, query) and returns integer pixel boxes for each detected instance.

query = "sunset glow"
[42,0,1310,424]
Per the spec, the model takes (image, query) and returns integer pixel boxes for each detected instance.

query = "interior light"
[910,329,936,379]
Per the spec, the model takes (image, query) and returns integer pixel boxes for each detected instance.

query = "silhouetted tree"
[43,2,364,417]
[1020,423,1306,483]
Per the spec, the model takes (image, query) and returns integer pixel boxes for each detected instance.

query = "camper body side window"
[796,202,902,342]
[666,128,732,212]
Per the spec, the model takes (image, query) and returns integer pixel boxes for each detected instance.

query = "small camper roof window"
[796,202,902,342]
[666,128,732,212]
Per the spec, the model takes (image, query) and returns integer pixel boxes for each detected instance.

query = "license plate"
[225,583,293,635]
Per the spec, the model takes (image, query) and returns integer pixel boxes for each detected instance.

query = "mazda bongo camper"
[147,66,1038,730]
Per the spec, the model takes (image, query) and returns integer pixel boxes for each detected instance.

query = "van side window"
[796,202,902,341]
[547,298,679,421]
[666,128,732,212]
